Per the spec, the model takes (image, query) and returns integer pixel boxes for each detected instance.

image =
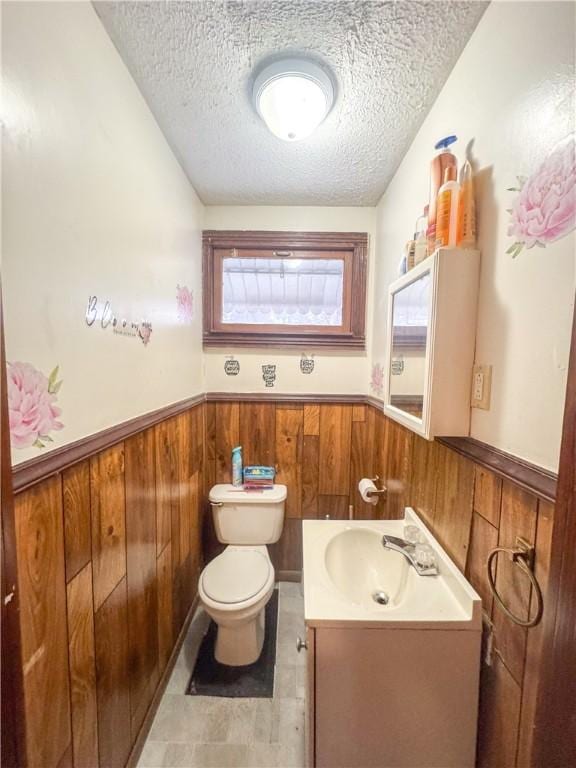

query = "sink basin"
[324,528,409,608]
[303,508,482,628]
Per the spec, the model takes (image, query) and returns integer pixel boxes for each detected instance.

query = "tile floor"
[138,582,306,768]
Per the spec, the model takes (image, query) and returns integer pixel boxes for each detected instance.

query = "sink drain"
[373,590,389,605]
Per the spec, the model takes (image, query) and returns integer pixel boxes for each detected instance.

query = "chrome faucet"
[382,535,438,576]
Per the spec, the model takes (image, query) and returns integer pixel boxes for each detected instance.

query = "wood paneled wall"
[13,405,205,768]
[204,402,377,571]
[207,399,555,768]
[12,395,555,768]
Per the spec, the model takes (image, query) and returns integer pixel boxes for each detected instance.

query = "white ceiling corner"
[94,0,488,206]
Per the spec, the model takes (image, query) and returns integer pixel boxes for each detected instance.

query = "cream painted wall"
[203,206,376,394]
[2,2,205,465]
[372,0,575,471]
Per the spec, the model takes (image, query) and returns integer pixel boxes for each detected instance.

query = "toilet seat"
[201,547,271,605]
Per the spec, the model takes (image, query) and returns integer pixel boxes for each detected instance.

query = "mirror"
[389,271,431,420]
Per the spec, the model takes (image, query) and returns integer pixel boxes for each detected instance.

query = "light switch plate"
[471,364,492,409]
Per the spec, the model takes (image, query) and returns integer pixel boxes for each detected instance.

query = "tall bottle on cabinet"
[427,136,457,254]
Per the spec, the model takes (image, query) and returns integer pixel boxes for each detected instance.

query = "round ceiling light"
[253,58,335,142]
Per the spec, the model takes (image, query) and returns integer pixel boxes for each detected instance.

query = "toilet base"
[214,606,265,666]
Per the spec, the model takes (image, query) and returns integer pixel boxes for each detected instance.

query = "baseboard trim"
[278,570,302,583]
[126,595,199,768]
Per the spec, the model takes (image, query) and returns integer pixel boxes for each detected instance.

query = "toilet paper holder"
[367,475,388,499]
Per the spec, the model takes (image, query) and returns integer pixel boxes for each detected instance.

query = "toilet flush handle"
[210,501,223,507]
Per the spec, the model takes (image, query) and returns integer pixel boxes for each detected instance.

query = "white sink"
[324,527,410,609]
[303,507,481,629]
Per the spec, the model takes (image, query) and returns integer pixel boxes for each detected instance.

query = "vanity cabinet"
[304,624,480,768]
[383,247,480,439]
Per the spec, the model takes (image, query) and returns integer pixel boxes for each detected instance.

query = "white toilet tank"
[209,484,287,545]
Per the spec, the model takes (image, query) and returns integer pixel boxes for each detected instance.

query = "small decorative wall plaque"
[391,357,404,375]
[262,364,276,388]
[224,357,240,376]
[85,296,153,347]
[300,353,315,374]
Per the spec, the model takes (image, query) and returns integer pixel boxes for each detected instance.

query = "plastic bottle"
[457,160,476,248]
[435,166,460,247]
[414,206,429,264]
[427,136,458,254]
[232,446,243,487]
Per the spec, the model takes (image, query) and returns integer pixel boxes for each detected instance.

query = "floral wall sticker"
[7,361,63,449]
[176,284,194,324]
[507,133,575,257]
[370,363,384,397]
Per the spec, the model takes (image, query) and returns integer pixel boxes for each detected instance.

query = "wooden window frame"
[202,230,368,349]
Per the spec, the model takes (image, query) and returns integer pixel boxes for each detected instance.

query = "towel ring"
[486,538,543,628]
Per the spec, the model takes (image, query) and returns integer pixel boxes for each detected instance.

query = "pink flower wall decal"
[176,284,194,324]
[7,362,64,449]
[507,133,576,257]
[370,363,384,396]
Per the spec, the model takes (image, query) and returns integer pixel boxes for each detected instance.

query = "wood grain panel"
[384,420,413,520]
[66,563,98,768]
[189,471,201,582]
[275,407,303,519]
[466,512,499,614]
[95,577,131,768]
[189,403,204,470]
[352,405,365,423]
[214,402,239,483]
[125,430,159,739]
[517,499,554,766]
[318,405,352,496]
[492,482,537,685]
[239,402,276,467]
[318,495,350,520]
[302,435,320,519]
[90,445,126,611]
[154,418,177,555]
[303,404,320,436]
[477,652,522,768]
[62,461,91,582]
[474,467,502,527]
[205,402,216,460]
[349,406,375,519]
[15,477,71,768]
[269,519,302,572]
[407,435,439,528]
[432,444,474,571]
[156,543,173,674]
[177,413,192,567]
[56,745,73,768]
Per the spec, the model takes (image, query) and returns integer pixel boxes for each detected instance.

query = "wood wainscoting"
[206,396,556,768]
[12,403,205,768]
[10,393,557,768]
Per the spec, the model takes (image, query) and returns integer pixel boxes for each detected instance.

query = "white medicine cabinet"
[383,248,480,440]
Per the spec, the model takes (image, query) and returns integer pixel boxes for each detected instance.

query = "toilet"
[198,483,287,666]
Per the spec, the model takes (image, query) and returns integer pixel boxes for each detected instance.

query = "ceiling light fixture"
[253,58,334,142]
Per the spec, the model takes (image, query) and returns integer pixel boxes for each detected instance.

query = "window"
[202,230,368,348]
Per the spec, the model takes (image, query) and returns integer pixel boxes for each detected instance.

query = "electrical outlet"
[471,364,492,409]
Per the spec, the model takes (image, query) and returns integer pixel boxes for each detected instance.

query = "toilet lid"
[202,549,271,604]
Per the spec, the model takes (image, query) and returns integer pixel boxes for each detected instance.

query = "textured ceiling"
[94,1,487,206]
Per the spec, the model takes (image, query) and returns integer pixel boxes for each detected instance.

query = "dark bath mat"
[187,588,278,698]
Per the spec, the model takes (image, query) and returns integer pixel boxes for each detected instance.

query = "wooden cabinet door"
[305,625,316,768]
